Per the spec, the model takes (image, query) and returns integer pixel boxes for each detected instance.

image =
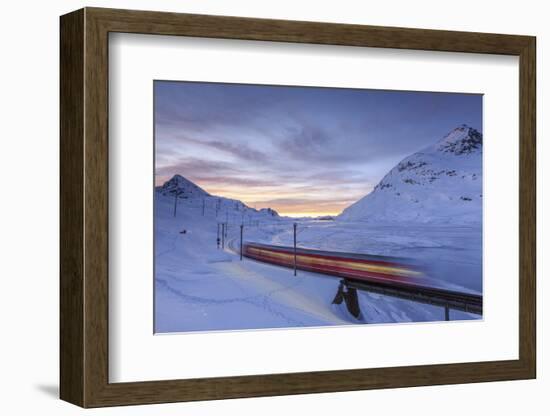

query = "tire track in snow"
[155,277,307,326]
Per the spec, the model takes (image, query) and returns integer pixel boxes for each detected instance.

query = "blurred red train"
[242,242,429,288]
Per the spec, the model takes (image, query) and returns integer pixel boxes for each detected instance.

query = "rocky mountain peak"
[158,174,210,198]
[435,125,482,155]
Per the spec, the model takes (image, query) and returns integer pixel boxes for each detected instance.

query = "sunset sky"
[154,81,482,217]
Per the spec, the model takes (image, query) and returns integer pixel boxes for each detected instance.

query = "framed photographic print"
[60,7,536,407]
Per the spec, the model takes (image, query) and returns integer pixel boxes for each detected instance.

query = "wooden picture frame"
[60,7,536,408]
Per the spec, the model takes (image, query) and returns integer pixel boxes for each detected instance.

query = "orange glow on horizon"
[278,212,339,218]
[156,175,365,218]
[246,201,350,218]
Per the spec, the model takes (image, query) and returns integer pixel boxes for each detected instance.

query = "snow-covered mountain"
[339,125,482,224]
[156,174,280,220]
[157,174,210,198]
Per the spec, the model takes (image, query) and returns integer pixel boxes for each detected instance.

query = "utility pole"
[173,190,180,217]
[240,224,244,260]
[293,222,297,276]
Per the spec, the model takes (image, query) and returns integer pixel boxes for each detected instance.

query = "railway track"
[242,241,482,320]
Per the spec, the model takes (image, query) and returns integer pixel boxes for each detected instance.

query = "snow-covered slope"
[339,125,482,224]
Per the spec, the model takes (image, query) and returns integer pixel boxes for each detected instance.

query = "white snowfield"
[155,125,482,333]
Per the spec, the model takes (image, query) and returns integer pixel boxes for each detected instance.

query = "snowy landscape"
[154,125,483,333]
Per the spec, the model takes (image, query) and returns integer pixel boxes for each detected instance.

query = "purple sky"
[155,81,482,217]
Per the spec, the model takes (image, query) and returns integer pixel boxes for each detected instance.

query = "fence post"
[173,191,178,217]
[240,224,244,260]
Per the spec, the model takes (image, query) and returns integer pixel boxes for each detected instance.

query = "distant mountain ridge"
[339,125,482,224]
[156,174,280,219]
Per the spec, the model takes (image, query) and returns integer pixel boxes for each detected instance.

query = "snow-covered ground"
[155,125,482,333]
[154,193,480,333]
[154,193,352,333]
